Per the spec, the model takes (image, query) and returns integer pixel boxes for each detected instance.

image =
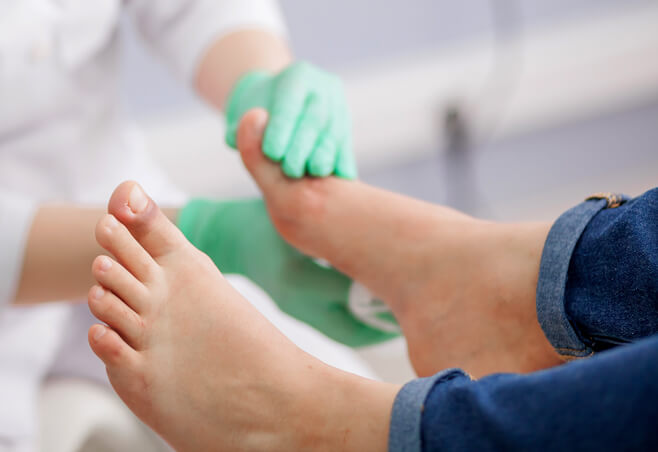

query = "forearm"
[195,29,292,111]
[13,205,178,305]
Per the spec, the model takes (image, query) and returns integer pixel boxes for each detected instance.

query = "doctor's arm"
[127,0,355,178]
[11,206,178,305]
[194,29,291,111]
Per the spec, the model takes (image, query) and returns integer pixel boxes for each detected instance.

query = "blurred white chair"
[38,379,169,452]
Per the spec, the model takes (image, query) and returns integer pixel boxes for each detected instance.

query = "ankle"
[478,221,561,371]
[387,215,488,319]
[289,363,399,451]
[491,222,551,302]
[394,218,558,377]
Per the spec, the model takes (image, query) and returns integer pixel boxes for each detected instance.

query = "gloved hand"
[177,198,398,347]
[224,61,356,179]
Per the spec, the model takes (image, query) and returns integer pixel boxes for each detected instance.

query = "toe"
[88,285,145,349]
[88,324,140,368]
[107,181,187,259]
[95,214,160,284]
[238,108,289,193]
[92,255,149,314]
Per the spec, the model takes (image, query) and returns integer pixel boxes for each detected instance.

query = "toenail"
[98,256,112,271]
[128,184,148,213]
[93,326,107,341]
[104,215,119,231]
[91,286,105,300]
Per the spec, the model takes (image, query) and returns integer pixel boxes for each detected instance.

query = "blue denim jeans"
[389,188,658,451]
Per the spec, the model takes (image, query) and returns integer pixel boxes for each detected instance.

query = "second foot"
[88,181,398,452]
[237,109,562,378]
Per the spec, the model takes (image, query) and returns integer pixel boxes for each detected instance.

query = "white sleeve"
[125,0,288,84]
[0,191,37,308]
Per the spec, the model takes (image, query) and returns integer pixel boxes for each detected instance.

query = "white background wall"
[117,0,658,207]
[119,0,653,115]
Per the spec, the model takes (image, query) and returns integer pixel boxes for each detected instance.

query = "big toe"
[237,108,289,194]
[108,181,186,259]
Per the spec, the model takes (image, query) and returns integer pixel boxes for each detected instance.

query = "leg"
[237,109,561,378]
[414,334,658,450]
[88,181,399,452]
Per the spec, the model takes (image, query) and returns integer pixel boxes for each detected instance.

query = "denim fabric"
[388,370,469,452]
[418,333,658,451]
[388,188,658,451]
[536,196,616,358]
[565,188,658,351]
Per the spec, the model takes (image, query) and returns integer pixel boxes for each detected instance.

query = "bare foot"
[238,108,562,378]
[87,181,398,451]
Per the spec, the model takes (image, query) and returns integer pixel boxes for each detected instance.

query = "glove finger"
[281,93,328,178]
[225,122,239,149]
[327,79,356,179]
[332,85,357,179]
[306,78,344,177]
[263,76,308,162]
[307,132,339,177]
[335,132,357,179]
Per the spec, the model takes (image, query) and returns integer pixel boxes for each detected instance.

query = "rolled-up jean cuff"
[388,369,468,452]
[536,198,612,359]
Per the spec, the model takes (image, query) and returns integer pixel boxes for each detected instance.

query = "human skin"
[12,29,290,305]
[17,107,563,381]
[194,29,292,111]
[83,113,565,449]
[236,109,563,378]
[13,206,176,304]
[16,107,562,381]
[87,181,399,452]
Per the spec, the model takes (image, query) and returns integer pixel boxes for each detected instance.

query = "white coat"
[0,1,286,449]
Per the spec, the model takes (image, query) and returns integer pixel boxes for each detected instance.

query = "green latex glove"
[225,61,356,179]
[177,198,398,347]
